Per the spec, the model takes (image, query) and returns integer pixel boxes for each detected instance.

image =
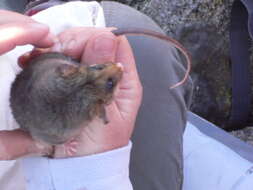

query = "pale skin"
[0,10,142,159]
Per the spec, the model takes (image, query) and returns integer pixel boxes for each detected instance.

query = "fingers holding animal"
[7,27,141,158]
[53,27,117,62]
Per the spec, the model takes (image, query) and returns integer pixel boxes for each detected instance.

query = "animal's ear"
[57,64,79,77]
[18,48,49,69]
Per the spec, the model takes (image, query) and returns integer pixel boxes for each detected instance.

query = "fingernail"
[43,32,56,46]
[31,22,49,30]
[93,33,116,56]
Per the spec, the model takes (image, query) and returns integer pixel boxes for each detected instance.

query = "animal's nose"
[115,62,123,71]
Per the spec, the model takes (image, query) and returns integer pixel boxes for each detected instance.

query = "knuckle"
[0,141,12,160]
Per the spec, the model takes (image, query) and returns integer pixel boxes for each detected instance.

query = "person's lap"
[7,1,252,190]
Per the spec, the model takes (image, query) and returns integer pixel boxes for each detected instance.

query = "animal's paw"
[63,138,78,157]
[53,138,79,158]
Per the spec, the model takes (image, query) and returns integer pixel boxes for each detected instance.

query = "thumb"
[0,130,53,160]
[82,31,118,65]
[0,22,54,55]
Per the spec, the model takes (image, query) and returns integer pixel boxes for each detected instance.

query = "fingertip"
[30,24,55,48]
[37,32,56,47]
[29,22,49,31]
[0,21,54,54]
[0,130,35,160]
[21,22,54,48]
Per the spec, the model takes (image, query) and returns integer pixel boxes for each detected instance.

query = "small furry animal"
[10,52,123,145]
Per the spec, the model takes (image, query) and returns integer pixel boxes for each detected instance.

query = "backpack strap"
[228,0,253,130]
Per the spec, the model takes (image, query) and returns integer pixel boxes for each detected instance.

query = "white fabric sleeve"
[21,142,133,190]
[183,122,253,190]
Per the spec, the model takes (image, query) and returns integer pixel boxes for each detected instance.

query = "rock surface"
[120,0,253,145]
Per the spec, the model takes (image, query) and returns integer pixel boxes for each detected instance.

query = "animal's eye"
[106,78,114,90]
[90,64,105,70]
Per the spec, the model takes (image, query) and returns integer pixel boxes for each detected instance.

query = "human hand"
[0,10,55,160]
[0,27,142,159]
[0,10,54,55]
[51,27,143,157]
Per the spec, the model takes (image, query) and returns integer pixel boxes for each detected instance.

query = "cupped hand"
[0,27,142,159]
[52,27,143,157]
[0,10,54,55]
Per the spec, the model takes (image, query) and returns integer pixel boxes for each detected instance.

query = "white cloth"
[22,142,133,190]
[183,122,253,190]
